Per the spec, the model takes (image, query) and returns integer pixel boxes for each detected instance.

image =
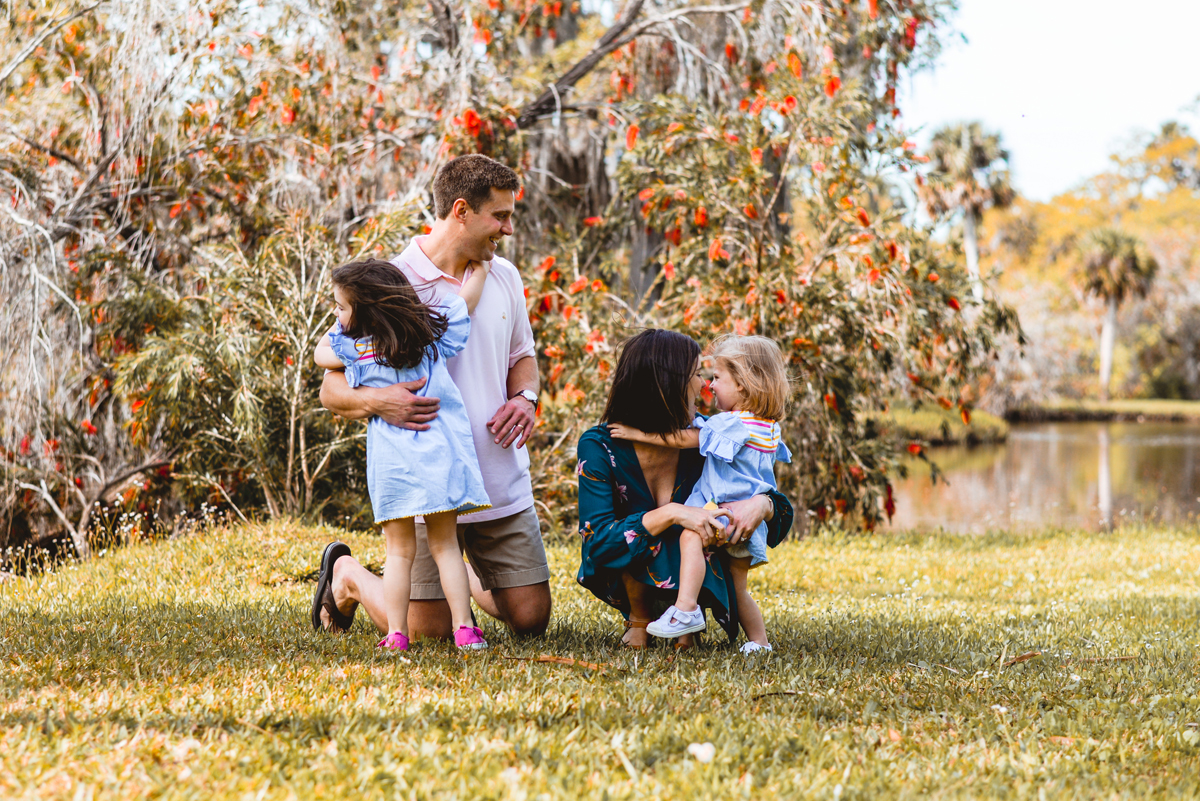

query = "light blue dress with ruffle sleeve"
[684,411,792,568]
[327,294,490,522]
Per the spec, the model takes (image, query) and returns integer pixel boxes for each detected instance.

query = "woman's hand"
[673,504,730,548]
[719,495,774,545]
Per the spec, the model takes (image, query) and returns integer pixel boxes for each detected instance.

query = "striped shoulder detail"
[735,412,780,453]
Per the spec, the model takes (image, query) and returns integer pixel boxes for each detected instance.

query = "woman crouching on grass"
[573,328,795,649]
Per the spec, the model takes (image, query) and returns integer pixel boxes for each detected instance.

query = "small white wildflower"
[686,742,715,763]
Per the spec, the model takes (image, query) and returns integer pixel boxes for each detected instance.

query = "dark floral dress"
[575,424,794,640]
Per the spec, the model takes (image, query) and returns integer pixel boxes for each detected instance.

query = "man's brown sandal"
[311,541,356,633]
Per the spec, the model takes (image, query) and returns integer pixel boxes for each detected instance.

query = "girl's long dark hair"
[332,260,449,369]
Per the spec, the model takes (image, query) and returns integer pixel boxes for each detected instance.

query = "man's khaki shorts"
[410,506,550,600]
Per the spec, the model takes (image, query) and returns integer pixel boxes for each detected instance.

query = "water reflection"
[889,422,1200,533]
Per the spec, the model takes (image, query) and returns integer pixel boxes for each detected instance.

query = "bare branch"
[516,0,750,128]
[0,2,107,89]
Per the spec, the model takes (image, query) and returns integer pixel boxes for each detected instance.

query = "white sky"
[899,0,1200,202]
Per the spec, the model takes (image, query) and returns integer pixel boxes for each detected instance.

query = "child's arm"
[457,260,491,314]
[608,423,701,449]
[314,332,343,370]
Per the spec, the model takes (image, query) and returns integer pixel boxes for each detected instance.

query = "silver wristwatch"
[512,389,539,410]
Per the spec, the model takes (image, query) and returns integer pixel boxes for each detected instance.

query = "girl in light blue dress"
[609,334,791,653]
[314,259,491,653]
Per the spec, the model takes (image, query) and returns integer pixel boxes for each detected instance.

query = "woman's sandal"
[621,617,651,649]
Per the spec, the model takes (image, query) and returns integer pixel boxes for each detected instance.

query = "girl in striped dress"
[609,335,791,652]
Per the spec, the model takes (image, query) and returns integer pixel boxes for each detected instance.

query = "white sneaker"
[739,641,773,654]
[646,605,706,638]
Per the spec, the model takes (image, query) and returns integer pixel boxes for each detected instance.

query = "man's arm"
[320,370,440,429]
[487,355,539,449]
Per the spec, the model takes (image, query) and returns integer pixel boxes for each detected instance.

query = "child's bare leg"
[381,519,416,636]
[729,556,767,646]
[674,528,706,612]
[423,511,473,630]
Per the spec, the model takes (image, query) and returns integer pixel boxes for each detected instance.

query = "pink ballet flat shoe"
[453,625,488,651]
[377,631,410,651]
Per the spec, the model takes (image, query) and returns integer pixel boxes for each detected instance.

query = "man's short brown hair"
[433,154,521,219]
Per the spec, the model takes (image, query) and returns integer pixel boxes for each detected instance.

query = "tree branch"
[516,0,647,129]
[0,2,107,89]
[516,0,749,129]
[17,479,89,559]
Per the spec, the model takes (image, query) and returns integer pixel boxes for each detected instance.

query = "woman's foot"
[454,625,488,650]
[646,605,706,638]
[378,631,410,651]
[621,617,650,649]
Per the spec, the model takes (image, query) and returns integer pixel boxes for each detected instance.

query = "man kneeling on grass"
[311,155,551,642]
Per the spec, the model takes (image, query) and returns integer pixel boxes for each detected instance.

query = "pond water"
[889,421,1200,533]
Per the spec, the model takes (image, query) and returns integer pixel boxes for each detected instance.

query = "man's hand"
[372,378,440,429]
[487,396,535,449]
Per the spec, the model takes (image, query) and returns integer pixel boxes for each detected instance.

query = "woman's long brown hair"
[331,260,449,369]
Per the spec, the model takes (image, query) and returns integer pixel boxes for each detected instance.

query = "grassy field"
[1011,399,1200,422]
[3,522,1200,799]
[866,405,1010,445]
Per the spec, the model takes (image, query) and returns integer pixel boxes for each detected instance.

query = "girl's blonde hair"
[709,334,791,420]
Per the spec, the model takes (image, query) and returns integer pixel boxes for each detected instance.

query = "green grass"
[867,405,1010,445]
[1013,399,1200,422]
[3,522,1200,799]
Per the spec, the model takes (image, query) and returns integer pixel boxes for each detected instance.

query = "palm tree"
[919,123,1015,300]
[1076,228,1158,401]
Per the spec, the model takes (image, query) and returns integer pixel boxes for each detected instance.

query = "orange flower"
[960,407,972,425]
[824,392,838,412]
[131,399,146,414]
[708,238,730,261]
[81,420,97,436]
[568,277,588,294]
[937,397,953,410]
[907,443,922,455]
[825,76,841,97]
[583,216,603,227]
[743,203,758,219]
[869,0,878,18]
[590,279,605,292]
[281,106,295,124]
[663,261,676,279]
[694,206,708,227]
[947,297,961,311]
[638,187,654,201]
[539,256,556,272]
[856,207,870,227]
[812,161,826,173]
[750,147,763,164]
[725,43,738,62]
[787,52,803,79]
[667,122,684,134]
[867,268,881,284]
[927,272,939,282]
[625,124,639,150]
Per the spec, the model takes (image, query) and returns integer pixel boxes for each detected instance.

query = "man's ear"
[452,198,471,223]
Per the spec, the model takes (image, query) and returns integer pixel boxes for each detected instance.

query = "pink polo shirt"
[392,238,537,522]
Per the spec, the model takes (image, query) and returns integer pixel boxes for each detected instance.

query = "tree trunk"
[1098,297,1117,402]
[1097,425,1112,531]
[963,211,982,301]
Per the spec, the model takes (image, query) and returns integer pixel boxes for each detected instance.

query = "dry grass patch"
[2,521,1200,799]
